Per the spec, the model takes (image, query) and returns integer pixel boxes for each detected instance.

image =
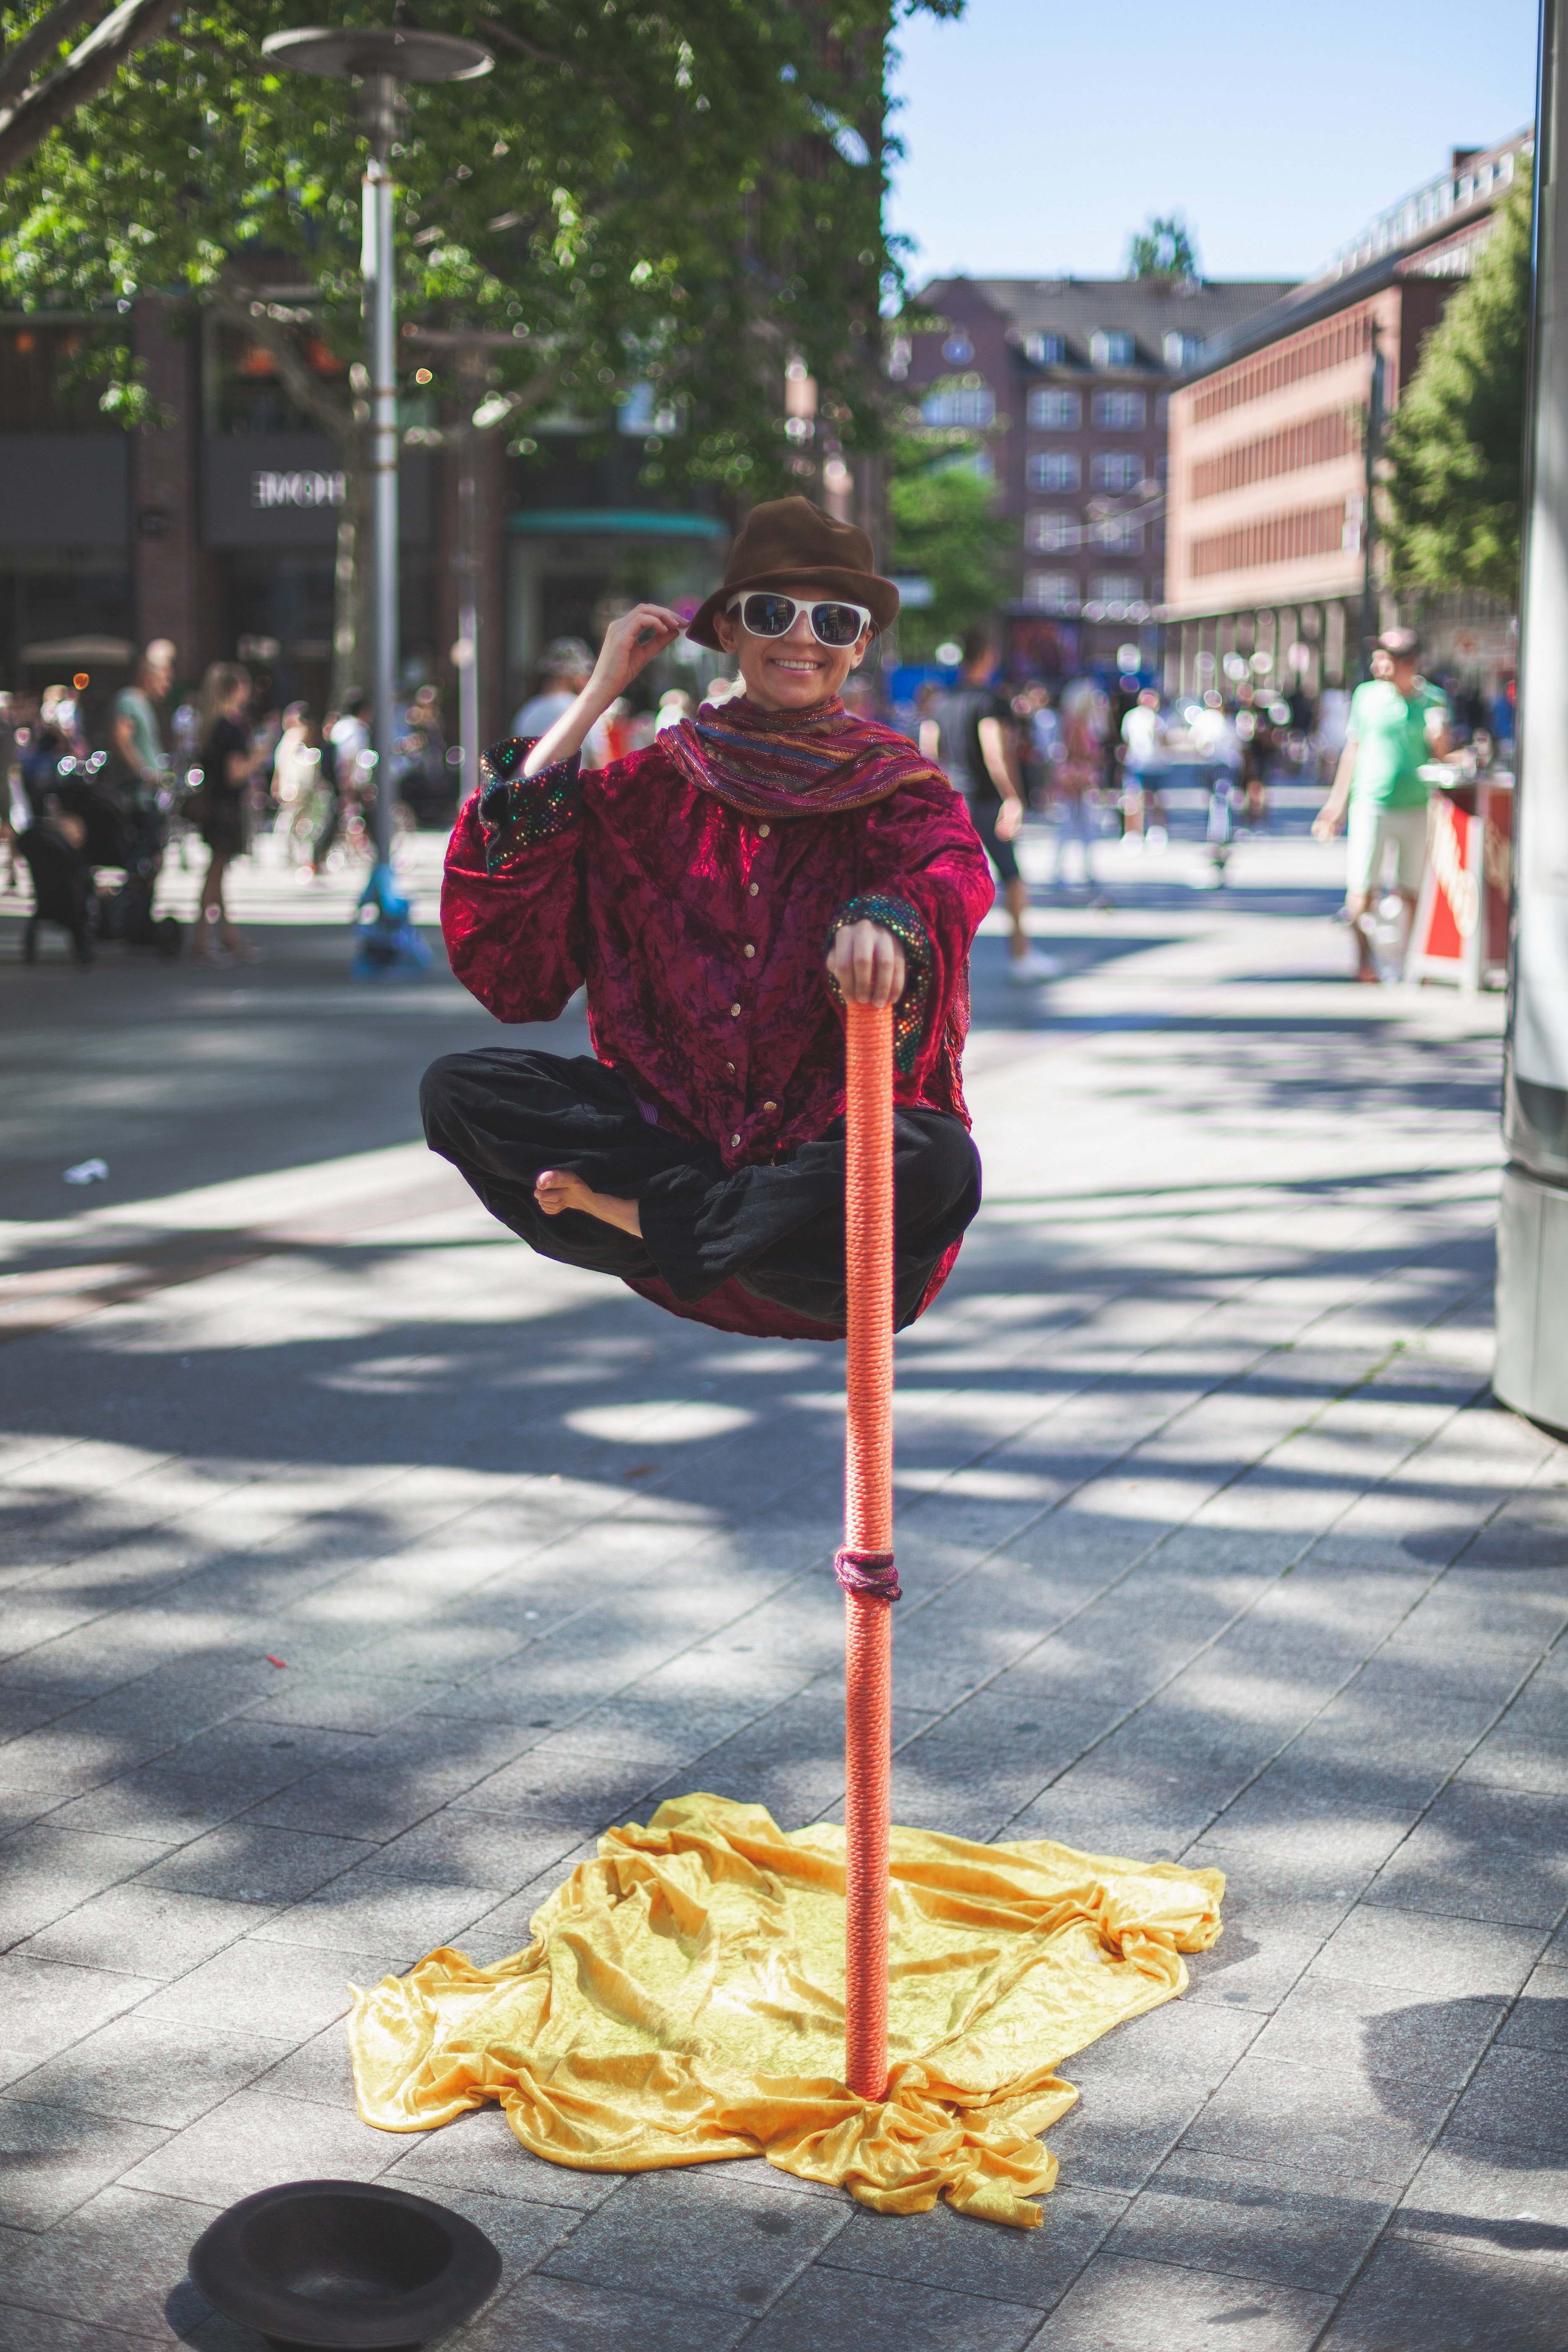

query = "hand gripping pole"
[839,999,896,2103]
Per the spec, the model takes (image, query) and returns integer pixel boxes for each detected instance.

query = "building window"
[1027,388,1081,428]
[920,386,995,428]
[1089,573,1142,604]
[1163,331,1203,371]
[1093,390,1146,429]
[1091,451,1144,492]
[1024,332,1066,364]
[1027,451,1081,490]
[1027,511,1078,552]
[1091,515,1144,551]
[1090,330,1137,368]
[1026,572,1078,611]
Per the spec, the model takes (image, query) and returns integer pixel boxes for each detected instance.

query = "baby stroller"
[18,813,95,965]
[54,767,182,959]
[96,792,182,957]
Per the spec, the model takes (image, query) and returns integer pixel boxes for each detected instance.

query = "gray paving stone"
[135,1820,375,1906]
[381,2097,622,2211]
[1245,1971,1506,2088]
[231,1764,452,1841]
[1044,2001,1262,2192]
[246,1873,505,1960]
[0,2183,227,2339]
[1183,1915,1325,2016]
[0,2100,168,2231]
[0,1955,160,2076]
[818,2181,1123,2306]
[249,2017,358,2108]
[5,2013,291,2130]
[1458,1733,1568,1796]
[455,2272,750,2352]
[1315,2235,1568,2349]
[116,2086,394,2207]
[0,2306,175,2352]
[1302,1901,1546,1999]
[134,1934,388,2042]
[1498,1963,1568,2050]
[1438,2045,1568,2163]
[1177,2049,1456,2187]
[0,1826,168,1948]
[1368,1784,1568,1927]
[246,1667,453,1734]
[1027,2250,1336,2349]
[15,1885,261,1979]
[444,1742,665,1831]
[1105,2150,1393,2294]
[358,1811,585,1890]
[1394,2143,1568,2258]
[740,2259,1042,2351]
[541,2165,850,2312]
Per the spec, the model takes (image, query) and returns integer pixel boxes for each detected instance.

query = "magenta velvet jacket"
[439,726,994,1333]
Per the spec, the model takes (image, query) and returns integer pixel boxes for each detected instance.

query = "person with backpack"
[935,629,1055,986]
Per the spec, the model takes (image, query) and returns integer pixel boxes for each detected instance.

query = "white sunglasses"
[726,592,874,649]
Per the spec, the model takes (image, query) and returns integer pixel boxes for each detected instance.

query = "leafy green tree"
[0,0,959,680]
[887,420,1015,660]
[1383,164,1531,603]
[0,0,182,179]
[1127,214,1198,284]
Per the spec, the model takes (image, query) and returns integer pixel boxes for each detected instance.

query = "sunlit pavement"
[0,789,1564,2351]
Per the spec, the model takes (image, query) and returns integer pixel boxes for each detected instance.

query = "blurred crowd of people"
[1,646,460,966]
[4,618,1516,983]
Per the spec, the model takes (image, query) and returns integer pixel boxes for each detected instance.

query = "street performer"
[423,497,995,1339]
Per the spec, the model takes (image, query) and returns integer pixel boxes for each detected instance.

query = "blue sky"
[887,0,1540,285]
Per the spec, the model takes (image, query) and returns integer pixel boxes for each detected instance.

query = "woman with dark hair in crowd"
[192,661,260,962]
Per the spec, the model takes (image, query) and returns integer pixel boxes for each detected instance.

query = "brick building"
[1162,133,1531,698]
[899,273,1291,678]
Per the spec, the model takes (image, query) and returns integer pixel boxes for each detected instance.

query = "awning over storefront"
[507,508,727,539]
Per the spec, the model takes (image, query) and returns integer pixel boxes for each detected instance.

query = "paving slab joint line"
[1291,1906,1568,2352]
[874,1369,1493,1803]
[1108,1677,1568,2335]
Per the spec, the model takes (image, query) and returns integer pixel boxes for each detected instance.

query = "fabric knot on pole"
[835,1545,900,1602]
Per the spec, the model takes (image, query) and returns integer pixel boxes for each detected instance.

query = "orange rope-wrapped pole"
[840,998,895,2103]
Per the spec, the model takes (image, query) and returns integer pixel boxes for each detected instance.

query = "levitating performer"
[423,498,995,1338]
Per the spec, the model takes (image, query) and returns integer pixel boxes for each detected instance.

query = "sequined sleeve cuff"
[477,737,583,874]
[825,894,934,1077]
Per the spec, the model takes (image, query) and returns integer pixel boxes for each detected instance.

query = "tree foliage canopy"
[886,422,1014,659]
[1383,165,1531,603]
[1126,213,1198,284]
[0,0,959,498]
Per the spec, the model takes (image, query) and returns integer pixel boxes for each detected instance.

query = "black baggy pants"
[420,1048,981,1331]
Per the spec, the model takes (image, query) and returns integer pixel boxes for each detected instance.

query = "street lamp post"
[260,23,492,880]
[402,325,532,805]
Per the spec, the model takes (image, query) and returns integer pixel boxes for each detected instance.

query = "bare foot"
[534,1168,642,1237]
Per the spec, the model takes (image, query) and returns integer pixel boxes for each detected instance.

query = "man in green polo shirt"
[111,639,176,798]
[1313,626,1450,982]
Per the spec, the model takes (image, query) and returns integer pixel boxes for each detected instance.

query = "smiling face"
[713,580,873,713]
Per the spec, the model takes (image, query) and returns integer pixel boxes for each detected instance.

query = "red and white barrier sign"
[1407,777,1512,990]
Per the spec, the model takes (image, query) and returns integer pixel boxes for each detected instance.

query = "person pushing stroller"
[423,498,994,1339]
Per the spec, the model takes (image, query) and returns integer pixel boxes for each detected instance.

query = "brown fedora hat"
[686,496,900,650]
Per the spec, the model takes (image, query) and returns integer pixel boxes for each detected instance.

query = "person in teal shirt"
[1313,626,1450,981]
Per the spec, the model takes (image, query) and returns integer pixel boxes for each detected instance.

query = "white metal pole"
[362,70,400,872]
[1497,0,1568,1428]
[456,357,481,802]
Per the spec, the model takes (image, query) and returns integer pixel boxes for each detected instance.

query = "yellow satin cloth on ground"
[348,1793,1224,2229]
